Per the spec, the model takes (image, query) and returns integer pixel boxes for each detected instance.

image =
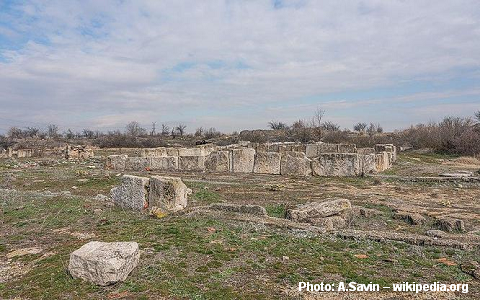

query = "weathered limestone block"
[68,241,139,286]
[106,155,128,171]
[311,215,348,230]
[205,151,231,172]
[360,153,377,175]
[208,203,267,216]
[148,176,189,212]
[306,144,320,158]
[110,175,149,211]
[435,217,465,232]
[357,148,375,155]
[141,148,167,157]
[375,152,390,172]
[311,153,361,176]
[125,157,149,171]
[166,148,179,156]
[280,151,312,176]
[337,144,357,153]
[375,144,397,162]
[253,152,281,174]
[178,155,206,171]
[148,156,178,171]
[286,199,352,223]
[178,148,203,156]
[393,211,426,225]
[197,144,217,156]
[232,148,255,173]
[306,143,339,158]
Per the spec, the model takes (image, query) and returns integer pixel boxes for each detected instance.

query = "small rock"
[71,186,78,190]
[393,211,426,225]
[425,230,448,238]
[7,247,42,259]
[94,194,109,201]
[93,209,103,214]
[77,179,89,183]
[286,198,352,223]
[435,217,465,232]
[460,261,480,279]
[282,256,289,261]
[68,241,139,286]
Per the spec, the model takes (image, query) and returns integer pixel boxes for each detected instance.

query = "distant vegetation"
[1,110,479,156]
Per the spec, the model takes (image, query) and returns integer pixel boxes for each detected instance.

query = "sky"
[0,0,479,134]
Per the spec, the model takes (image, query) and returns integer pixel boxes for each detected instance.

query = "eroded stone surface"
[311,153,360,176]
[286,199,352,223]
[232,148,255,173]
[280,151,311,176]
[253,152,281,174]
[205,151,231,172]
[111,175,149,211]
[68,241,139,286]
[148,176,190,212]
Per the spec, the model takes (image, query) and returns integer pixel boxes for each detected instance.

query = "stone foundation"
[107,142,396,177]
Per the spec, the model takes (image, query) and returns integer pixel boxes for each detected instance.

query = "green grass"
[265,203,286,218]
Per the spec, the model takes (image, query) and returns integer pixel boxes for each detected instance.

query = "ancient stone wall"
[106,142,396,177]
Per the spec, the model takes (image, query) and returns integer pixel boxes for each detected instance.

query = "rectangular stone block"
[141,148,167,157]
[178,148,203,156]
[280,151,312,176]
[311,153,361,176]
[148,176,189,212]
[178,155,206,171]
[111,175,149,211]
[148,156,178,170]
[357,148,375,155]
[166,148,179,156]
[337,144,357,153]
[205,151,231,172]
[253,152,281,174]
[232,148,256,173]
[125,157,148,171]
[375,152,390,172]
[360,153,377,175]
[106,155,128,171]
[306,144,320,158]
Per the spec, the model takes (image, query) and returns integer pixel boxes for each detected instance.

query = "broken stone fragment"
[286,198,352,223]
[68,241,139,286]
[148,176,190,213]
[460,261,480,280]
[393,211,426,225]
[310,215,347,231]
[110,175,149,211]
[434,217,465,232]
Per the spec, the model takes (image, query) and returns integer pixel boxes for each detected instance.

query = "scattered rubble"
[434,217,465,232]
[393,211,426,225]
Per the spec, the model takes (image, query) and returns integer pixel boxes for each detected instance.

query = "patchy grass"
[265,203,287,218]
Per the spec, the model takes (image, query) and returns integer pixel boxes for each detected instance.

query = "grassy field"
[1,152,479,299]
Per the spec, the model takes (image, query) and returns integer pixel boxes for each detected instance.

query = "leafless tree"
[125,121,146,136]
[7,127,23,139]
[195,127,204,137]
[161,124,170,136]
[321,121,340,132]
[47,124,59,138]
[268,121,288,130]
[83,129,95,139]
[175,124,187,136]
[353,122,367,133]
[311,107,325,128]
[475,111,480,122]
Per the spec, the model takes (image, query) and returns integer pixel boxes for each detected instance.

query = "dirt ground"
[0,151,479,299]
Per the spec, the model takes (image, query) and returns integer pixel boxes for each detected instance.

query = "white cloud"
[0,0,479,133]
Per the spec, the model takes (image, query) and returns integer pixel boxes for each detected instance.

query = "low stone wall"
[106,142,396,177]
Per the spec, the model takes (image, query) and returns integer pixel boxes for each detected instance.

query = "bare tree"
[268,121,288,130]
[47,124,59,138]
[125,121,146,136]
[65,129,75,139]
[175,124,187,136]
[25,127,39,138]
[475,111,480,123]
[83,129,95,139]
[161,124,170,136]
[195,127,204,137]
[311,107,325,128]
[353,122,367,134]
[204,127,221,139]
[7,127,23,139]
[321,121,340,132]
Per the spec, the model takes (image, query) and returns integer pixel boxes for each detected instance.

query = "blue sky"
[0,0,479,133]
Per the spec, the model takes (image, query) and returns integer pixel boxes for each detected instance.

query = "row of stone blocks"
[107,146,395,176]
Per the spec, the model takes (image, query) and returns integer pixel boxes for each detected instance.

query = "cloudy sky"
[1,0,479,134]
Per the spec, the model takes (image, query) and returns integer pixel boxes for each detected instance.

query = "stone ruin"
[110,174,191,214]
[106,142,396,177]
[0,144,95,160]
